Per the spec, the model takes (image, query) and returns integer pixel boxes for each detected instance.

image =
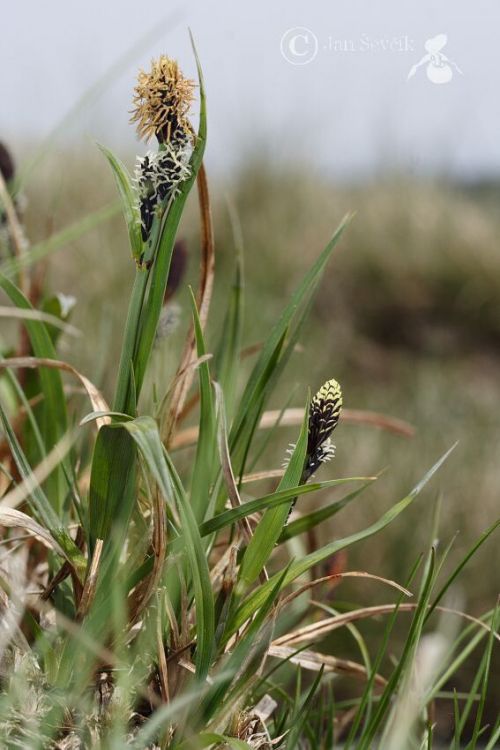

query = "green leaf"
[214,245,244,421]
[98,144,143,261]
[88,425,137,551]
[189,289,217,522]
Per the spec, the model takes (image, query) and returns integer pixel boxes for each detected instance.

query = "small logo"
[407,33,463,84]
[280,27,319,65]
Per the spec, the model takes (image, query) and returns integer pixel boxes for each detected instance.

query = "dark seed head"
[307,379,342,458]
[0,142,15,183]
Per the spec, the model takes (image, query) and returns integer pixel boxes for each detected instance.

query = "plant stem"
[113,265,150,414]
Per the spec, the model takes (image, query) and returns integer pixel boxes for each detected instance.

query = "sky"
[2,0,500,181]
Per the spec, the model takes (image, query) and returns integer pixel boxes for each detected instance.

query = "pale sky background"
[2,0,499,181]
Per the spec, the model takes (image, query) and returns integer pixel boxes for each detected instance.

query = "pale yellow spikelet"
[131,56,195,143]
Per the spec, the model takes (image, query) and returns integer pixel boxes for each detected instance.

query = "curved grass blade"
[98,144,142,260]
[163,478,372,552]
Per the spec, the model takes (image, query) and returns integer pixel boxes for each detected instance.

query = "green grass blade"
[237,397,309,588]
[344,558,423,749]
[373,548,437,750]
[98,144,142,261]
[0,274,70,508]
[286,666,325,750]
[188,288,217,522]
[425,519,500,624]
[88,425,137,551]
[229,328,288,485]
[467,604,499,749]
[0,401,85,572]
[214,248,244,421]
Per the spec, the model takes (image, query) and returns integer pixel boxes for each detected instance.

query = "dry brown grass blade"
[0,430,77,510]
[0,591,31,656]
[273,603,500,649]
[0,507,69,561]
[241,469,285,484]
[156,609,170,703]
[156,354,212,426]
[128,486,167,624]
[268,645,386,686]
[0,357,110,428]
[76,539,103,619]
[162,161,215,446]
[259,408,415,438]
[169,406,415,450]
[210,540,240,592]
[0,307,81,337]
[41,526,85,602]
[0,171,28,296]
[280,571,412,609]
[214,383,254,546]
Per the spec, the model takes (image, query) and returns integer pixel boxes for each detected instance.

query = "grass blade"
[98,144,142,261]
[237,397,309,588]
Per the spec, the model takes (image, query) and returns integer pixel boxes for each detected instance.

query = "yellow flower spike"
[131,56,196,144]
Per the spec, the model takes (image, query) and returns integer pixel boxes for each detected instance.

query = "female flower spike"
[135,146,192,240]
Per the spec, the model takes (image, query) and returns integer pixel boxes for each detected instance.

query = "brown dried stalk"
[162,161,215,446]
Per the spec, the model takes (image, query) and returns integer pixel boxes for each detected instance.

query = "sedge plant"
[0,37,498,750]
